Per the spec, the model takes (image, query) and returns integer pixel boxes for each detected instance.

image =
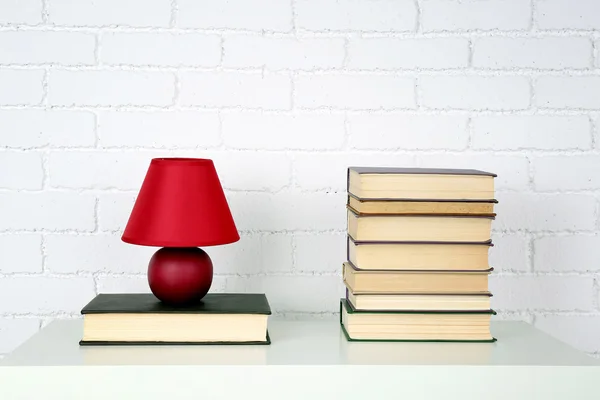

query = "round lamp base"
[148,247,213,305]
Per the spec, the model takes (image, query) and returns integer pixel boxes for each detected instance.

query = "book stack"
[340,167,497,342]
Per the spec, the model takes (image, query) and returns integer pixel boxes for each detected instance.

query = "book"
[347,194,496,215]
[346,288,492,312]
[348,236,492,271]
[343,262,492,294]
[340,299,496,342]
[347,167,496,201]
[347,207,493,242]
[79,293,271,345]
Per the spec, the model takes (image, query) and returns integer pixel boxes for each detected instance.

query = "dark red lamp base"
[147,247,213,305]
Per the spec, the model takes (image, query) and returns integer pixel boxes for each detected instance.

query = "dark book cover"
[79,334,271,346]
[343,295,496,314]
[347,205,496,220]
[339,299,497,343]
[347,192,499,204]
[348,166,497,177]
[344,259,494,274]
[344,286,493,298]
[81,293,272,315]
[347,234,494,248]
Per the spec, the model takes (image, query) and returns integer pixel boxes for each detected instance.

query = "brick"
[209,151,291,192]
[205,234,293,274]
[471,116,592,150]
[0,152,43,189]
[49,70,174,106]
[420,76,530,110]
[48,0,171,27]
[490,234,528,272]
[179,72,291,109]
[0,0,42,24]
[0,193,95,231]
[536,77,600,109]
[347,38,469,70]
[0,69,43,105]
[0,234,42,273]
[221,112,345,150]
[98,193,136,232]
[295,75,415,110]
[494,193,596,231]
[0,110,95,148]
[227,192,346,231]
[294,152,416,192]
[0,319,39,354]
[223,36,344,70]
[536,316,600,353]
[0,31,95,65]
[537,0,600,30]
[97,275,228,294]
[101,33,221,67]
[489,275,594,311]
[0,277,95,313]
[178,0,291,30]
[227,275,344,313]
[294,233,346,273]
[416,154,529,190]
[48,151,155,190]
[348,114,468,150]
[45,234,154,274]
[98,111,220,149]
[472,37,592,69]
[534,156,600,191]
[295,0,417,32]
[535,235,600,272]
[421,0,530,32]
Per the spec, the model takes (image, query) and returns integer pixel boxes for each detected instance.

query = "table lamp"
[121,158,239,305]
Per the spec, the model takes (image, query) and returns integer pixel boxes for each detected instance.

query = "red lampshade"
[122,158,239,247]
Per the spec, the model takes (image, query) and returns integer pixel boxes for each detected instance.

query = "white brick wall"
[295,0,417,32]
[224,36,344,70]
[295,74,415,109]
[472,37,592,70]
[1,0,600,357]
[101,33,221,67]
[0,69,44,105]
[421,0,531,32]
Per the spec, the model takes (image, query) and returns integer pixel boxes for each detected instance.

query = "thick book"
[347,207,493,243]
[343,262,492,294]
[340,299,496,342]
[347,235,492,271]
[345,286,493,312]
[347,167,496,201]
[79,293,271,345]
[347,194,496,216]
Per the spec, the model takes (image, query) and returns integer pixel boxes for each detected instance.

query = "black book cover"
[81,293,272,315]
[348,166,497,177]
[347,205,496,220]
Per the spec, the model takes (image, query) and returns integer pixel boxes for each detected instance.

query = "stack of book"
[340,167,497,342]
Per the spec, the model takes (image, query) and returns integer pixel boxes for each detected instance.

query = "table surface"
[2,319,598,367]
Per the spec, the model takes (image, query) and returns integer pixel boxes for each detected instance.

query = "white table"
[0,319,598,399]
